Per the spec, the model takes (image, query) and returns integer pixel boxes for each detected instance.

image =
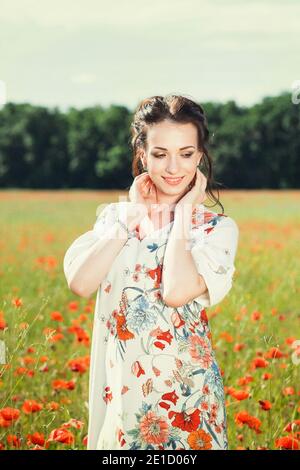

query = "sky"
[0,0,299,112]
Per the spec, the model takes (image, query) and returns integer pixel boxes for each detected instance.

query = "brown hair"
[129,94,225,214]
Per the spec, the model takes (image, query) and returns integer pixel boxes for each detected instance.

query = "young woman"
[63,94,239,450]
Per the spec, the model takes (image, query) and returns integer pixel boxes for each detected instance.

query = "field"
[0,189,299,450]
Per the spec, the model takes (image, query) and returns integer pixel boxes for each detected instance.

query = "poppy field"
[0,189,299,450]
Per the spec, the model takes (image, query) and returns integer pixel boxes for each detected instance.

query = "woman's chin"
[159,185,183,194]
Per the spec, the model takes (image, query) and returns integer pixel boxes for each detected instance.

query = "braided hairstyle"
[129,93,224,214]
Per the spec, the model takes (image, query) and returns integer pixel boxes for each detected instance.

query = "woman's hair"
[130,94,224,214]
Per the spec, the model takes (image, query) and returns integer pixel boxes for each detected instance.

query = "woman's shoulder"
[192,204,239,235]
[94,202,118,230]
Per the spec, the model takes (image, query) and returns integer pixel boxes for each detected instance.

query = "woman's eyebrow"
[153,146,195,151]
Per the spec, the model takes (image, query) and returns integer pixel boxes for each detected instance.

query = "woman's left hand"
[175,168,207,212]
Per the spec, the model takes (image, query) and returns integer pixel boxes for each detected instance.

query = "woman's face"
[142,120,203,205]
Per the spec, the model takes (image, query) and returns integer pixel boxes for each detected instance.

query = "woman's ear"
[139,150,147,170]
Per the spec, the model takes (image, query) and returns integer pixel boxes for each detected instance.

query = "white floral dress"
[63,202,239,451]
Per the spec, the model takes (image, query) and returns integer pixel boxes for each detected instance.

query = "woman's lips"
[162,176,184,186]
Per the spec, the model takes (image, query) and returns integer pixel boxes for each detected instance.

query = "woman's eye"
[155,153,193,158]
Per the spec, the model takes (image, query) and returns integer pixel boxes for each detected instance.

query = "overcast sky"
[0,0,299,112]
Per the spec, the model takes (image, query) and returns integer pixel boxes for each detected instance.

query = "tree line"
[0,91,299,189]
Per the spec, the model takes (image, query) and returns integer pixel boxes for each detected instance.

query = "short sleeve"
[190,215,239,308]
[63,203,116,283]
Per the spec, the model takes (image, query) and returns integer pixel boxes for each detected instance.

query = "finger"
[136,172,149,181]
[141,184,149,195]
[135,175,148,190]
[135,173,149,182]
[199,171,207,192]
[142,186,153,201]
[192,169,204,198]
[138,176,150,190]
[196,168,205,188]
[144,186,152,198]
[139,176,151,189]
[193,168,201,188]
[148,181,156,194]
[143,181,151,191]
[197,170,207,196]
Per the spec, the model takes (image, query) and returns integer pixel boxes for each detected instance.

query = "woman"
[63,94,239,450]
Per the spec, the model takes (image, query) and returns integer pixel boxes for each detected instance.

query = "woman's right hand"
[122,172,158,233]
[129,172,158,207]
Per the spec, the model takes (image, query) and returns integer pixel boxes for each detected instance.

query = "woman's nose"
[166,161,180,173]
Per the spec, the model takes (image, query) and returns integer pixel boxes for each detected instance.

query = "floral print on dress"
[99,276,228,450]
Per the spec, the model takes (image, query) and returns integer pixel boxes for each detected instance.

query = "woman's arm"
[66,221,131,298]
[161,205,208,307]
[161,206,239,308]
[64,201,148,299]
